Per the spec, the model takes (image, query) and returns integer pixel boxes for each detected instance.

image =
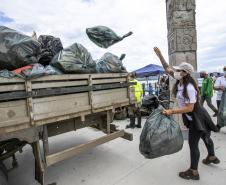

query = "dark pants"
[200,96,218,113]
[128,104,142,126]
[188,121,215,170]
[217,100,221,109]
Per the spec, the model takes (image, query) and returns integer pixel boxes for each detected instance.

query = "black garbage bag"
[96,53,127,73]
[158,90,170,109]
[139,106,184,159]
[142,94,159,110]
[50,43,97,74]
[0,26,41,70]
[38,35,63,66]
[86,26,133,48]
[217,91,226,127]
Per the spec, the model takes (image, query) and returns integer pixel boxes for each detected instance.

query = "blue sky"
[0,0,226,72]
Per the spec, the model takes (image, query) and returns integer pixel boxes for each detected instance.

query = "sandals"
[179,169,200,180]
[202,156,220,165]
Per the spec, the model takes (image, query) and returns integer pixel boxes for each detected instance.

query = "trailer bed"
[0,73,135,134]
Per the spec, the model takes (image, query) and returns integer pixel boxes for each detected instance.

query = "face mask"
[174,72,182,80]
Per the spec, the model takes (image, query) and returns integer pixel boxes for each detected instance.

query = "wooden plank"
[25,80,34,125]
[33,86,91,98]
[0,77,24,83]
[32,80,88,89]
[46,130,124,166]
[0,100,26,108]
[92,78,126,85]
[35,110,91,126]
[31,74,89,81]
[0,84,25,92]
[0,91,27,101]
[0,117,30,128]
[0,123,30,135]
[92,88,128,107]
[0,100,28,125]
[91,73,128,79]
[34,105,91,121]
[33,92,91,121]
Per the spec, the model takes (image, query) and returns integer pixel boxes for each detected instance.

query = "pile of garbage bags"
[139,106,184,159]
[0,25,131,79]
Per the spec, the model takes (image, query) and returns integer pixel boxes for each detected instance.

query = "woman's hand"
[162,109,173,116]
[154,47,162,58]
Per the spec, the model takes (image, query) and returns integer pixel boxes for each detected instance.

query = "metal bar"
[46,130,124,167]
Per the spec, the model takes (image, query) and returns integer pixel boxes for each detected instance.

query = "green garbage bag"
[86,26,133,48]
[0,26,41,70]
[217,91,226,127]
[96,53,127,73]
[50,43,97,74]
[139,106,184,159]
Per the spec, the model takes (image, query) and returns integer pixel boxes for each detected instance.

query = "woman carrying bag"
[153,47,220,180]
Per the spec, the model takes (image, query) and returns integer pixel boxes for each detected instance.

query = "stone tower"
[166,0,197,70]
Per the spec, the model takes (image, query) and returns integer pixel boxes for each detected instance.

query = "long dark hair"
[172,74,199,101]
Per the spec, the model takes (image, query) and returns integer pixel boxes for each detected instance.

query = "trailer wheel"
[0,162,8,185]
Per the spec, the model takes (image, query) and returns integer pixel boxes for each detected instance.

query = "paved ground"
[5,95,226,185]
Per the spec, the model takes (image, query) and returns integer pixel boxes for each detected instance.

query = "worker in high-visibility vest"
[126,73,143,129]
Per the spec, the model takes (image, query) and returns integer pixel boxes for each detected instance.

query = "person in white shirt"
[154,47,220,181]
[214,66,226,129]
[214,66,226,109]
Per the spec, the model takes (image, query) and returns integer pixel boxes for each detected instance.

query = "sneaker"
[202,156,220,165]
[179,169,200,180]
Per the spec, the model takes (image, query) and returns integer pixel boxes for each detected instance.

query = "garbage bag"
[44,65,62,75]
[0,69,15,78]
[0,26,41,70]
[13,66,32,75]
[13,63,63,79]
[86,26,133,48]
[217,91,226,127]
[22,63,45,79]
[50,43,97,74]
[96,53,127,73]
[139,106,184,159]
[142,94,159,111]
[38,35,63,66]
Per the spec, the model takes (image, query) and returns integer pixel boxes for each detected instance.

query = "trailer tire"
[0,162,8,185]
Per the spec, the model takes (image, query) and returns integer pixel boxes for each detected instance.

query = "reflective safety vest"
[130,79,143,103]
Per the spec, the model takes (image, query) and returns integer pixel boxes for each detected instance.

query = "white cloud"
[0,0,226,72]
